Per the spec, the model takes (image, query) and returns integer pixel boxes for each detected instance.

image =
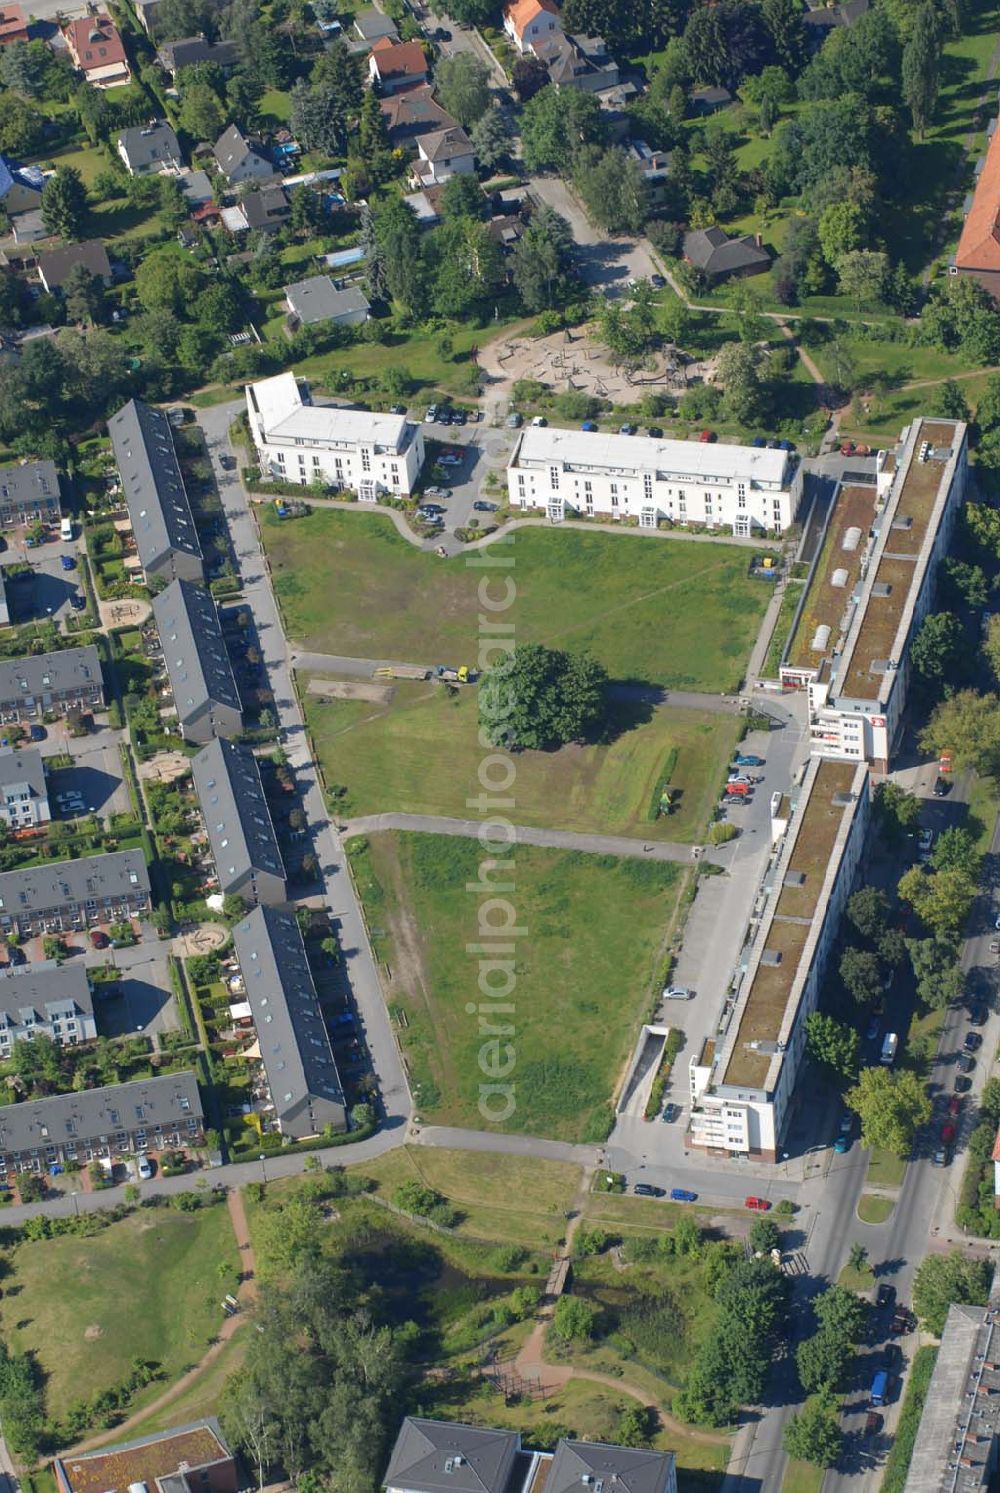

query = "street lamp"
[259,1152,266,1184]
[71,1191,79,1217]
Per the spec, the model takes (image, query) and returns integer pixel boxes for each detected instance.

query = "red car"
[941,1123,957,1144]
[699,429,716,443]
[948,1094,962,1116]
[840,441,856,456]
[745,1195,770,1211]
[90,929,109,949]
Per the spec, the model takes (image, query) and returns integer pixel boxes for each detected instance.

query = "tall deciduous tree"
[434,52,491,127]
[913,1251,991,1335]
[846,1066,931,1156]
[805,1012,860,1083]
[480,643,608,751]
[783,1394,843,1467]
[921,689,1000,775]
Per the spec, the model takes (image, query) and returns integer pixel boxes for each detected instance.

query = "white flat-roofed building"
[506,426,797,534]
[245,372,425,500]
[786,417,968,773]
[688,757,870,1162]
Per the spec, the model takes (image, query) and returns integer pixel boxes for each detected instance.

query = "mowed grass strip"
[1,1207,240,1421]
[305,681,741,841]
[351,832,686,1141]
[264,508,773,691]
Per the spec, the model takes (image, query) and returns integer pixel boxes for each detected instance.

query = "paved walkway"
[57,1189,258,1456]
[342,811,720,865]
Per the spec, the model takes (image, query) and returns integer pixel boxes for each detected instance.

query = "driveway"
[196,402,412,1132]
[86,949,179,1039]
[526,173,660,296]
[45,731,131,819]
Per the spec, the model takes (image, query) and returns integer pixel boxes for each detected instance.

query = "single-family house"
[412,125,475,186]
[627,138,670,205]
[0,458,60,528]
[117,121,183,175]
[156,35,239,76]
[285,275,370,327]
[0,960,94,1055]
[532,30,617,90]
[220,183,289,235]
[0,5,27,46]
[354,8,398,43]
[0,156,41,219]
[503,0,561,53]
[36,240,111,294]
[64,13,130,88]
[55,1422,236,1493]
[368,37,428,94]
[380,85,456,149]
[0,746,49,829]
[690,84,732,113]
[683,225,771,283]
[213,125,273,184]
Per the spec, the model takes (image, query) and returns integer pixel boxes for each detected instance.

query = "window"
[549,466,560,490]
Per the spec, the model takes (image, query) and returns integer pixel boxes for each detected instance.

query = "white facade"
[688,757,870,1162]
[504,0,562,52]
[246,372,425,499]
[506,427,796,534]
[786,418,968,772]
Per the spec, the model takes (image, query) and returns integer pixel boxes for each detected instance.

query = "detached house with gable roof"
[213,125,273,185]
[117,121,183,176]
[503,0,561,52]
[64,11,130,87]
[368,37,428,93]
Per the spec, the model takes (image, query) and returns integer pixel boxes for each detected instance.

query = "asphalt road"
[196,401,413,1132]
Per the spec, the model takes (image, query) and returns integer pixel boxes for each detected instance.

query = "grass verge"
[866,1148,907,1187]
[857,1193,896,1224]
[781,1461,825,1493]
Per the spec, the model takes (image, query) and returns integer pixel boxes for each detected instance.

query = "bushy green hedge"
[882,1346,938,1493]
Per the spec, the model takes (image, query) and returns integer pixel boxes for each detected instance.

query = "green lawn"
[762,581,804,679]
[866,1147,907,1187]
[857,1193,896,1224]
[347,832,687,1140]
[0,1205,240,1422]
[781,1461,825,1493]
[265,509,774,691]
[305,681,741,841]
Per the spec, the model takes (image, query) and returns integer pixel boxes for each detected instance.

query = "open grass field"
[348,832,687,1140]
[360,1146,581,1249]
[265,509,774,691]
[304,681,742,841]
[1,1205,240,1422]
[124,1330,249,1439]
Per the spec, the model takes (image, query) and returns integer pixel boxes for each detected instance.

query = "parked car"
[833,1135,849,1153]
[865,1016,880,1041]
[581,420,598,432]
[840,441,857,456]
[876,1283,895,1311]
[531,416,547,427]
[28,724,45,742]
[619,423,636,435]
[933,1145,950,1166]
[389,404,406,415]
[734,754,765,767]
[219,453,236,469]
[948,1093,963,1116]
[865,1411,883,1437]
[136,1155,153,1181]
[670,1187,698,1202]
[941,1122,957,1145]
[969,1004,987,1026]
[634,1182,664,1198]
[90,929,109,950]
[933,775,951,796]
[424,487,451,500]
[964,1031,982,1052]
[69,592,85,610]
[646,426,663,438]
[651,274,666,288]
[955,1074,973,1093]
[958,1052,977,1073]
[506,413,522,428]
[60,554,76,571]
[662,985,692,999]
[424,405,439,422]
[474,501,498,512]
[661,1102,678,1122]
[918,827,934,858]
[891,1307,915,1335]
[439,453,463,467]
[745,1195,770,1211]
[699,429,716,442]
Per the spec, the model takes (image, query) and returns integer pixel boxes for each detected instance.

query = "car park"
[745,1195,770,1211]
[634,1183,664,1197]
[474,501,497,512]
[965,1031,982,1052]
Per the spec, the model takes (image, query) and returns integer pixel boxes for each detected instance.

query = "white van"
[60,518,73,542]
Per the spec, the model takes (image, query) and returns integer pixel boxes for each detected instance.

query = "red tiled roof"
[956,128,1000,273]
[370,38,427,79]
[0,5,28,42]
[504,0,559,38]
[65,12,127,70]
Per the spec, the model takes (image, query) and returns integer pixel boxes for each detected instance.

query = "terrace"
[785,483,878,673]
[722,759,859,1089]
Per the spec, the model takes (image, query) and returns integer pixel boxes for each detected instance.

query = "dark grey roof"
[354,8,398,39]
[0,645,102,706]
[36,240,111,291]
[191,738,285,895]
[116,121,181,170]
[152,578,242,720]
[0,746,46,799]
[0,959,92,1030]
[0,1070,201,1153]
[547,1443,676,1493]
[232,905,345,1136]
[683,225,771,273]
[384,1419,521,1493]
[0,459,60,512]
[285,275,370,324]
[158,35,239,71]
[109,399,203,575]
[214,124,269,174]
[241,184,289,229]
[0,849,149,915]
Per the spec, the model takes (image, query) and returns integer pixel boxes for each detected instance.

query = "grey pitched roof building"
[384,1421,522,1493]
[232,905,346,1139]
[0,645,104,721]
[0,849,150,936]
[0,745,49,827]
[157,35,239,74]
[213,125,273,183]
[354,8,398,40]
[547,1444,676,1493]
[109,399,204,585]
[285,276,370,327]
[191,738,285,906]
[36,240,111,294]
[0,1071,203,1167]
[116,120,182,175]
[903,1296,1000,1492]
[0,459,61,525]
[152,579,243,744]
[682,225,771,282]
[0,959,95,1053]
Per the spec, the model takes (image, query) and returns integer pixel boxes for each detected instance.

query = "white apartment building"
[506,427,798,534]
[0,747,49,829]
[780,417,968,772]
[246,372,425,499]
[688,757,869,1162]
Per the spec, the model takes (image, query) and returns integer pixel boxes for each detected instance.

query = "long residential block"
[688,757,869,1162]
[246,371,425,498]
[903,1294,1000,1491]
[0,849,150,937]
[0,645,103,723]
[152,579,243,744]
[506,426,798,534]
[232,904,346,1140]
[191,737,286,906]
[109,398,204,584]
[0,959,95,1055]
[0,1071,203,1178]
[781,417,968,771]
